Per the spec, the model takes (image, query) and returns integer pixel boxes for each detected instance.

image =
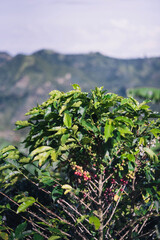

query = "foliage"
[0,85,160,239]
[1,50,160,147]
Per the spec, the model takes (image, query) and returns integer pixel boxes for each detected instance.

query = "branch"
[102,173,113,185]
[71,193,99,218]
[58,199,89,223]
[138,203,154,234]
[58,200,93,238]
[89,179,99,191]
[0,192,49,238]
[102,202,112,218]
[103,188,122,228]
[36,202,74,227]
[88,182,98,194]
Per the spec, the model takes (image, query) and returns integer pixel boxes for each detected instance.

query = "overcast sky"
[0,0,160,58]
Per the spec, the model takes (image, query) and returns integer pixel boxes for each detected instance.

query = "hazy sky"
[0,0,160,58]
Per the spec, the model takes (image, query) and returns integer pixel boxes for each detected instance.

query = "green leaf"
[33,233,44,240]
[17,199,36,213]
[59,105,67,115]
[52,187,63,201]
[104,121,114,142]
[81,137,91,144]
[30,146,53,157]
[19,157,30,163]
[50,150,57,161]
[62,184,72,194]
[128,161,135,171]
[0,232,8,240]
[139,137,145,146]
[44,105,52,118]
[72,84,81,91]
[150,129,160,138]
[0,145,16,155]
[54,127,67,136]
[34,151,51,166]
[139,104,150,110]
[48,236,61,240]
[114,116,134,127]
[63,112,72,128]
[49,90,62,97]
[24,163,38,175]
[72,101,82,107]
[127,154,135,162]
[15,120,32,129]
[61,184,72,190]
[89,216,100,230]
[81,119,96,132]
[144,147,158,163]
[118,126,133,137]
[15,222,27,238]
[61,133,70,145]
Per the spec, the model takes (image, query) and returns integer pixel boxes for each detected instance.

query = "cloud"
[0,0,160,58]
[110,19,129,30]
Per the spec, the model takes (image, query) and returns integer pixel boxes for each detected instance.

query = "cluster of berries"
[120,178,128,185]
[104,187,115,203]
[73,164,91,181]
[111,178,116,184]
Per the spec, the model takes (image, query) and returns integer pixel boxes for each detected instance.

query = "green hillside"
[127,87,160,103]
[0,49,160,146]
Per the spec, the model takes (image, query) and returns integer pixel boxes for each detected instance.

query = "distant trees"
[127,87,160,103]
[0,85,160,239]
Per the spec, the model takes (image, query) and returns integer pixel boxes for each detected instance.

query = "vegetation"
[127,88,160,103]
[0,85,160,239]
[0,50,160,147]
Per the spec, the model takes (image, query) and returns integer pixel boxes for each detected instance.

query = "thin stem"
[102,173,113,185]
[98,174,104,240]
[103,188,122,228]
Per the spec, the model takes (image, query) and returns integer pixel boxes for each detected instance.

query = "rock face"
[0,49,160,146]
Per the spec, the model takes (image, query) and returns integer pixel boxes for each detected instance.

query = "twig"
[89,179,99,191]
[58,200,94,239]
[138,204,154,234]
[103,188,122,228]
[102,173,113,185]
[36,201,74,227]
[102,202,112,218]
[58,199,89,223]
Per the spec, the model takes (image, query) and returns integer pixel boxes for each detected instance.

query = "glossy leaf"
[17,198,36,213]
[50,150,57,161]
[114,116,134,127]
[144,147,158,163]
[72,84,81,91]
[15,222,27,238]
[150,129,160,138]
[34,151,51,166]
[48,236,61,240]
[30,146,52,157]
[89,216,100,230]
[15,120,32,129]
[104,121,113,142]
[63,112,72,128]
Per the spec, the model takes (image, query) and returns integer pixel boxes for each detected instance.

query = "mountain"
[0,49,160,147]
[0,52,12,66]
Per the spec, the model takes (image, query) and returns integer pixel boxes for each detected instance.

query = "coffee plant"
[0,85,160,239]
